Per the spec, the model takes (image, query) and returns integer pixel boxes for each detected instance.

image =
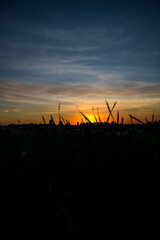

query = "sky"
[0,0,160,124]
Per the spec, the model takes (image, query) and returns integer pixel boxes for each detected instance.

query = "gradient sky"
[0,0,160,124]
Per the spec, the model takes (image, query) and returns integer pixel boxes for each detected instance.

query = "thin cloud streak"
[1,23,160,86]
[1,80,160,102]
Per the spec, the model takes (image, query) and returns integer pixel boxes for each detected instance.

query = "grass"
[1,101,160,238]
[1,122,160,238]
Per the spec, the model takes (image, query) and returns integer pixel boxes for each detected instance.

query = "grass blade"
[117,110,119,124]
[106,100,117,123]
[145,118,149,124]
[97,107,101,123]
[79,111,94,125]
[58,103,61,124]
[129,114,143,124]
[92,106,98,123]
[49,115,55,125]
[106,100,114,121]
[42,115,46,124]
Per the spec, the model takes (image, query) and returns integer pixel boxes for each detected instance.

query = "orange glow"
[0,99,160,125]
[86,114,96,123]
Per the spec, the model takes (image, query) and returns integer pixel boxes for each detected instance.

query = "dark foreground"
[1,123,160,238]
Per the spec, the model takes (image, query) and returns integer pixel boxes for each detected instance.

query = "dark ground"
[0,123,160,239]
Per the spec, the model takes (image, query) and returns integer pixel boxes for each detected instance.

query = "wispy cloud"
[1,23,160,86]
[1,79,160,102]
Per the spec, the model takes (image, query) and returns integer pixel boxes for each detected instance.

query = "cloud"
[1,21,160,87]
[1,79,160,104]
[1,23,160,119]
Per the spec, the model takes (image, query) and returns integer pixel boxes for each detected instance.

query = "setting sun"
[86,114,96,123]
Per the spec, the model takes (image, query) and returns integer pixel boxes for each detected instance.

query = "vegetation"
[1,103,160,238]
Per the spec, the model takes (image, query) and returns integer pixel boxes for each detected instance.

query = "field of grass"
[1,122,160,238]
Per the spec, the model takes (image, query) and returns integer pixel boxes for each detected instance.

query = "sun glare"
[87,114,96,123]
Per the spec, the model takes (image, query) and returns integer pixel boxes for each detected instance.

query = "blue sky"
[0,0,160,124]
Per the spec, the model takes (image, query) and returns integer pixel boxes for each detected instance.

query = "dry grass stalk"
[97,107,101,123]
[76,105,85,124]
[129,114,143,124]
[92,106,98,123]
[42,115,46,124]
[145,118,149,123]
[106,101,117,123]
[50,115,55,125]
[58,103,61,124]
[76,106,93,125]
[17,119,21,124]
[61,116,66,125]
[79,111,94,125]
[117,110,119,124]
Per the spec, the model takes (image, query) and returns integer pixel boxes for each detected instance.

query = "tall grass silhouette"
[0,99,160,238]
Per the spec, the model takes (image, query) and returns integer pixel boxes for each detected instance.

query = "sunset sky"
[0,0,160,124]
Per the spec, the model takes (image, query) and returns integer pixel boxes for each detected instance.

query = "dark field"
[1,123,160,238]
